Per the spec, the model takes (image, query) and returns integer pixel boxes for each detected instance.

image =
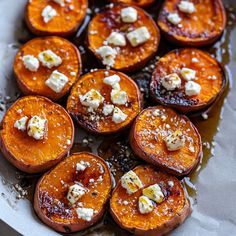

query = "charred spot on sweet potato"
[87,4,160,72]
[158,0,226,46]
[25,0,88,37]
[150,48,226,113]
[130,106,202,176]
[67,69,142,134]
[110,165,190,235]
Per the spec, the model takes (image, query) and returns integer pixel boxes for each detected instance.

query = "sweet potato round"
[108,0,155,8]
[87,4,160,72]
[34,152,112,233]
[67,69,142,134]
[158,0,226,47]
[0,96,74,174]
[13,36,82,101]
[25,0,88,37]
[150,48,226,113]
[130,106,202,176]
[110,165,190,235]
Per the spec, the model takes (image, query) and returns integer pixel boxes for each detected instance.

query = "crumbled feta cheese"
[127,26,151,47]
[38,50,62,69]
[79,89,104,109]
[66,139,71,145]
[27,116,47,140]
[202,113,208,120]
[107,32,126,47]
[41,5,57,23]
[52,0,65,7]
[111,89,127,105]
[191,57,199,63]
[121,170,143,194]
[67,184,86,205]
[76,161,90,172]
[70,71,76,76]
[14,116,28,131]
[102,104,114,116]
[178,1,195,14]
[112,107,127,124]
[185,81,201,96]
[121,7,138,23]
[96,46,117,67]
[161,73,181,91]
[165,130,185,151]
[45,70,68,93]
[76,208,94,221]
[103,75,121,89]
[180,68,196,81]
[167,13,181,25]
[138,195,154,214]
[142,184,164,204]
[168,181,174,187]
[22,55,39,72]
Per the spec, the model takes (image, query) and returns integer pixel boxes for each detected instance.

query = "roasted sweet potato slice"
[0,96,74,173]
[67,69,142,134]
[25,0,88,37]
[34,152,112,233]
[87,4,160,72]
[158,0,226,46]
[110,165,190,235]
[108,0,155,8]
[150,48,226,113]
[14,36,81,101]
[130,106,202,176]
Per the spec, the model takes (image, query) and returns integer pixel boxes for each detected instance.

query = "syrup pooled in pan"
[1,1,235,236]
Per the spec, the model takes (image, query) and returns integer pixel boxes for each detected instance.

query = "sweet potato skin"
[158,0,226,47]
[14,36,82,101]
[0,96,74,174]
[130,106,202,176]
[67,69,142,135]
[150,48,227,113]
[108,0,156,8]
[25,0,88,37]
[110,165,191,235]
[34,152,112,233]
[87,4,160,72]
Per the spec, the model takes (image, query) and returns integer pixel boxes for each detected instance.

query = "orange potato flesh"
[158,0,226,46]
[0,96,74,173]
[34,152,112,233]
[14,36,81,101]
[87,4,160,72]
[25,0,88,37]
[67,69,142,134]
[110,165,190,235]
[109,0,155,7]
[150,48,226,113]
[130,106,202,176]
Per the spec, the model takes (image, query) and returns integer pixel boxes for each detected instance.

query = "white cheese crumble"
[161,73,181,91]
[142,184,164,203]
[27,116,47,140]
[167,13,181,25]
[121,170,143,194]
[22,55,39,72]
[180,68,196,81]
[52,0,65,7]
[76,161,90,172]
[191,57,199,63]
[111,89,127,105]
[102,104,114,116]
[41,5,57,23]
[103,74,121,89]
[67,184,86,205]
[107,32,126,47]
[165,130,185,151]
[126,26,151,47]
[96,46,117,67]
[178,1,195,14]
[76,208,94,221]
[112,107,127,124]
[138,195,154,214]
[14,116,28,131]
[45,70,68,93]
[38,50,62,69]
[121,7,138,23]
[185,81,201,96]
[79,89,104,109]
